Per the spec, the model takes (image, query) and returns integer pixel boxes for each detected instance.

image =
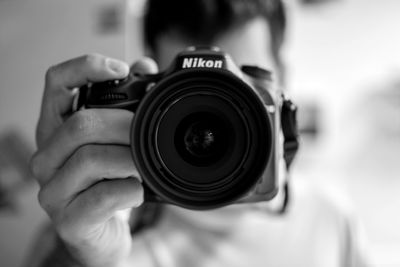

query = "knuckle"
[136,184,144,202]
[131,184,144,207]
[67,109,101,140]
[56,219,76,242]
[56,223,70,240]
[37,187,52,212]
[83,53,105,69]
[73,145,99,171]
[44,65,59,86]
[91,183,115,210]
[37,188,46,207]
[29,153,43,178]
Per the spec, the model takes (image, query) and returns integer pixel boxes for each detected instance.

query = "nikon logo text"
[182,57,223,69]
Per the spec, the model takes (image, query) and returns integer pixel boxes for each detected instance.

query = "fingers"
[38,54,130,147]
[130,57,159,76]
[30,55,158,254]
[45,55,129,90]
[42,177,143,242]
[38,144,139,210]
[31,108,133,184]
[66,178,143,227]
[36,143,144,240]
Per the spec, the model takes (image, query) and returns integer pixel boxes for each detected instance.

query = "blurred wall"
[286,0,400,266]
[0,0,128,141]
[287,0,400,151]
[0,1,130,267]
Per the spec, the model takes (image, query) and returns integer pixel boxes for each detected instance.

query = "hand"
[30,54,157,267]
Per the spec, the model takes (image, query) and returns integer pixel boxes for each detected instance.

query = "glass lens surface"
[175,112,229,166]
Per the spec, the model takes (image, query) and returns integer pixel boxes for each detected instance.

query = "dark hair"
[144,0,286,66]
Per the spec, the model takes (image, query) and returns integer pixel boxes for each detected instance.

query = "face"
[150,17,285,227]
[153,17,280,83]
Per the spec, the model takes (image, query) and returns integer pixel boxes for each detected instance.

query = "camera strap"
[278,97,300,214]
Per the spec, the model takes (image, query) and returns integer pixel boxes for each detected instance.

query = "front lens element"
[175,112,230,166]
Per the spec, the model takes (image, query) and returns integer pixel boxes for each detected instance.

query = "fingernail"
[106,58,129,76]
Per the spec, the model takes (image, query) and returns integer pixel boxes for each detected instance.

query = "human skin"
[30,17,280,267]
[30,55,157,267]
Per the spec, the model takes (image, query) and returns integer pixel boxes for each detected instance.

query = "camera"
[75,47,296,210]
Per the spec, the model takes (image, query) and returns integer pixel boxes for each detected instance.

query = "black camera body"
[76,47,285,210]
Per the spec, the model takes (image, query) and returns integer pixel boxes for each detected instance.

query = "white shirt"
[141,180,370,267]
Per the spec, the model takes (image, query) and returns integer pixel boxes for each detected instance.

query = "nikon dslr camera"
[75,47,298,210]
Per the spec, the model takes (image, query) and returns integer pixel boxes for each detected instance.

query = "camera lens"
[185,122,216,156]
[131,69,272,209]
[154,92,247,187]
[175,112,229,166]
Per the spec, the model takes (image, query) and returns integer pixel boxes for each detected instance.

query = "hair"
[143,0,287,68]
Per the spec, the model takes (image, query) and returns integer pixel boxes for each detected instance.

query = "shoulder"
[290,179,371,267]
[292,179,355,220]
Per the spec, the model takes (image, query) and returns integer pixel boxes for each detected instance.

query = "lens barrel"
[131,69,272,209]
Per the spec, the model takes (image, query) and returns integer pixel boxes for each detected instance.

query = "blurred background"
[0,0,399,266]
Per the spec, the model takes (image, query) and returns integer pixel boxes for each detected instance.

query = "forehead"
[154,17,276,74]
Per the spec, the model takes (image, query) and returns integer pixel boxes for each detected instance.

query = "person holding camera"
[29,0,370,266]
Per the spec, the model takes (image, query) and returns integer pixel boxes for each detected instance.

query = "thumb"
[130,57,159,76]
